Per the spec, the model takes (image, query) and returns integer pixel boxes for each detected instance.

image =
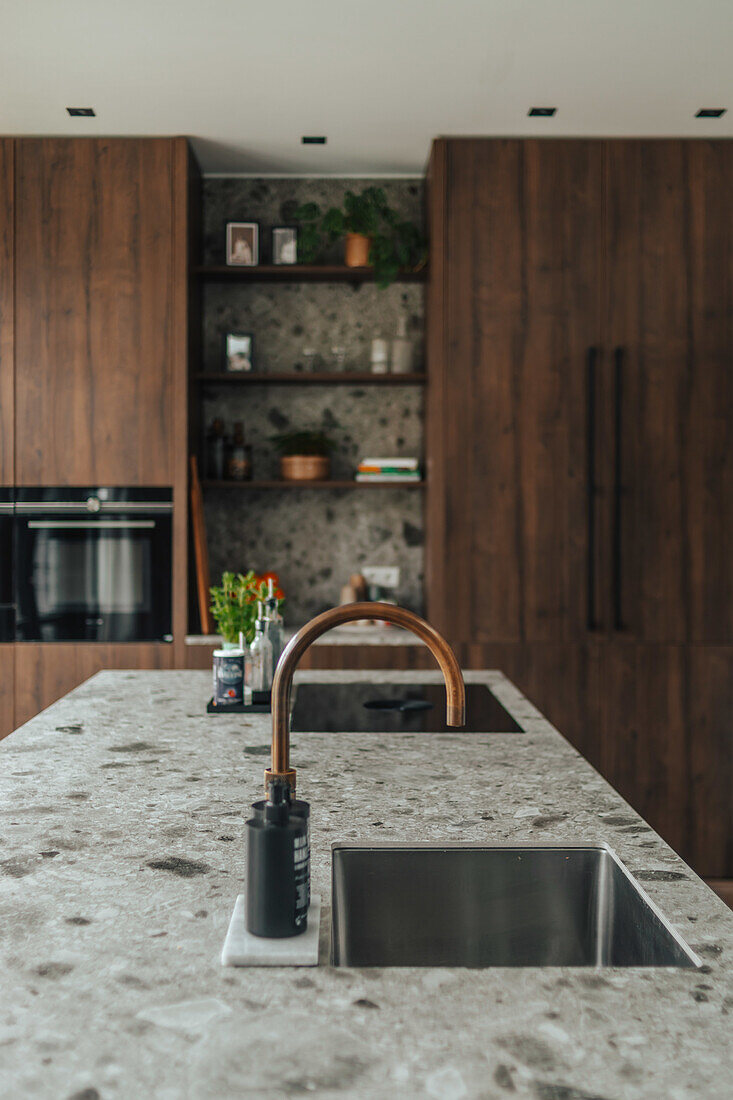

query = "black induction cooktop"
[290,682,523,734]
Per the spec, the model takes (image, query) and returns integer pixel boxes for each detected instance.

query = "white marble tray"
[221,893,321,966]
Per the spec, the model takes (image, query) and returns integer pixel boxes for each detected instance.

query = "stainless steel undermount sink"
[331,844,701,968]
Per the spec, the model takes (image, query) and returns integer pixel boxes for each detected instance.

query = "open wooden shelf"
[192,264,427,284]
[201,479,425,490]
[195,371,425,385]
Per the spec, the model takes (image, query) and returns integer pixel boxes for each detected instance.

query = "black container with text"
[245,779,309,938]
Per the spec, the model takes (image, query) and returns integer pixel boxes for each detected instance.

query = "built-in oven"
[0,489,14,642]
[14,488,173,643]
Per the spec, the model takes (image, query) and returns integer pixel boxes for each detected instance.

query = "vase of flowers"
[209,570,284,647]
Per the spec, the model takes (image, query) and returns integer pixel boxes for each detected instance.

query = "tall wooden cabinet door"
[685,144,733,642]
[14,139,174,486]
[600,643,690,861]
[605,140,733,643]
[0,140,13,486]
[427,139,604,645]
[686,646,733,877]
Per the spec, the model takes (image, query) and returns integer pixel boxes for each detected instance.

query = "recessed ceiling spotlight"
[67,107,96,117]
[528,107,556,117]
[695,108,726,118]
[301,135,326,144]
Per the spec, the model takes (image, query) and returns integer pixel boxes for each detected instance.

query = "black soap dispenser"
[245,778,309,938]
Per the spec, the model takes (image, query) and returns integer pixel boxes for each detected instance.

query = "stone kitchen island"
[1,669,731,1099]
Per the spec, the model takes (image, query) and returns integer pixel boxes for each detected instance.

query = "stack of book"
[355,457,421,483]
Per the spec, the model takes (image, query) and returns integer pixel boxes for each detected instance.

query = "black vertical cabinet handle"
[586,346,599,630]
[612,346,625,631]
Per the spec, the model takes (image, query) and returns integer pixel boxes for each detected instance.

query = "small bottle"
[391,316,414,374]
[265,577,285,680]
[370,336,389,374]
[206,418,226,480]
[227,421,252,481]
[251,785,310,906]
[250,601,273,699]
[245,778,308,937]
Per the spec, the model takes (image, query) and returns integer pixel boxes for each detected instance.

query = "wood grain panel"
[12,643,175,732]
[14,138,174,485]
[425,140,450,636]
[606,141,733,643]
[685,143,733,642]
[0,644,14,740]
[184,642,435,672]
[429,139,603,645]
[687,646,733,877]
[600,643,690,860]
[706,880,733,911]
[0,140,13,486]
[171,138,200,660]
[462,140,524,643]
[460,641,603,771]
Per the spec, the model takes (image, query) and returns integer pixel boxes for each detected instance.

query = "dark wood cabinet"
[600,643,733,877]
[0,645,14,738]
[0,140,13,486]
[600,643,690,857]
[428,137,733,876]
[0,137,198,737]
[427,139,603,645]
[686,646,733,875]
[606,141,733,643]
[12,643,175,733]
[14,138,177,486]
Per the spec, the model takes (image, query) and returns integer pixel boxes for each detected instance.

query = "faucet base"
[264,767,296,795]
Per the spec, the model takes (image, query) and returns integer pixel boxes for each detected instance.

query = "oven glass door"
[15,507,172,642]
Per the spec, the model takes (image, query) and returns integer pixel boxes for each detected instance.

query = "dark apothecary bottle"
[227,421,252,481]
[205,418,226,480]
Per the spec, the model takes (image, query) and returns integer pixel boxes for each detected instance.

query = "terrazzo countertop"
[1,669,732,1099]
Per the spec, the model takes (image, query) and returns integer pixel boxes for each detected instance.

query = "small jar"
[370,337,389,374]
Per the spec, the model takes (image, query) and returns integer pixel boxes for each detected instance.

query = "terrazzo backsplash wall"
[200,177,425,624]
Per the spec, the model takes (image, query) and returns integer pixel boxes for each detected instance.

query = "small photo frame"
[226,222,259,266]
[224,333,254,373]
[272,226,298,265]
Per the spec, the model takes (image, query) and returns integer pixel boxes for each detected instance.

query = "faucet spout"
[265,602,466,793]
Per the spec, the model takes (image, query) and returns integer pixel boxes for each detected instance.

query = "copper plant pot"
[280,454,331,481]
[344,233,371,268]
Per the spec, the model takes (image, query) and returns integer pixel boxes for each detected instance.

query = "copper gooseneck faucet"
[265,602,466,793]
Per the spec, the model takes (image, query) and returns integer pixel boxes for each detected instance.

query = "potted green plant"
[271,429,335,481]
[209,570,283,646]
[285,188,427,287]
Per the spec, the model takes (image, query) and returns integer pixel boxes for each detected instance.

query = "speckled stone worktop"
[1,669,731,1100]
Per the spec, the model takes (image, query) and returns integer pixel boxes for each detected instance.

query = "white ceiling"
[2,0,732,176]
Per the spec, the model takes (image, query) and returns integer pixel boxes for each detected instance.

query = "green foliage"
[283,189,427,287]
[282,200,323,263]
[209,570,278,645]
[270,429,335,456]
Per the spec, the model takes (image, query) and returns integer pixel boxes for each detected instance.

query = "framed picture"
[272,226,298,265]
[226,222,259,266]
[224,332,254,373]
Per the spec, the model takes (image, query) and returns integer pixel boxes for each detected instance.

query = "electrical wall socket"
[362,566,400,589]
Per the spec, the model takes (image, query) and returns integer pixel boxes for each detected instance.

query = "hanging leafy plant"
[282,188,427,287]
[270,429,335,457]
